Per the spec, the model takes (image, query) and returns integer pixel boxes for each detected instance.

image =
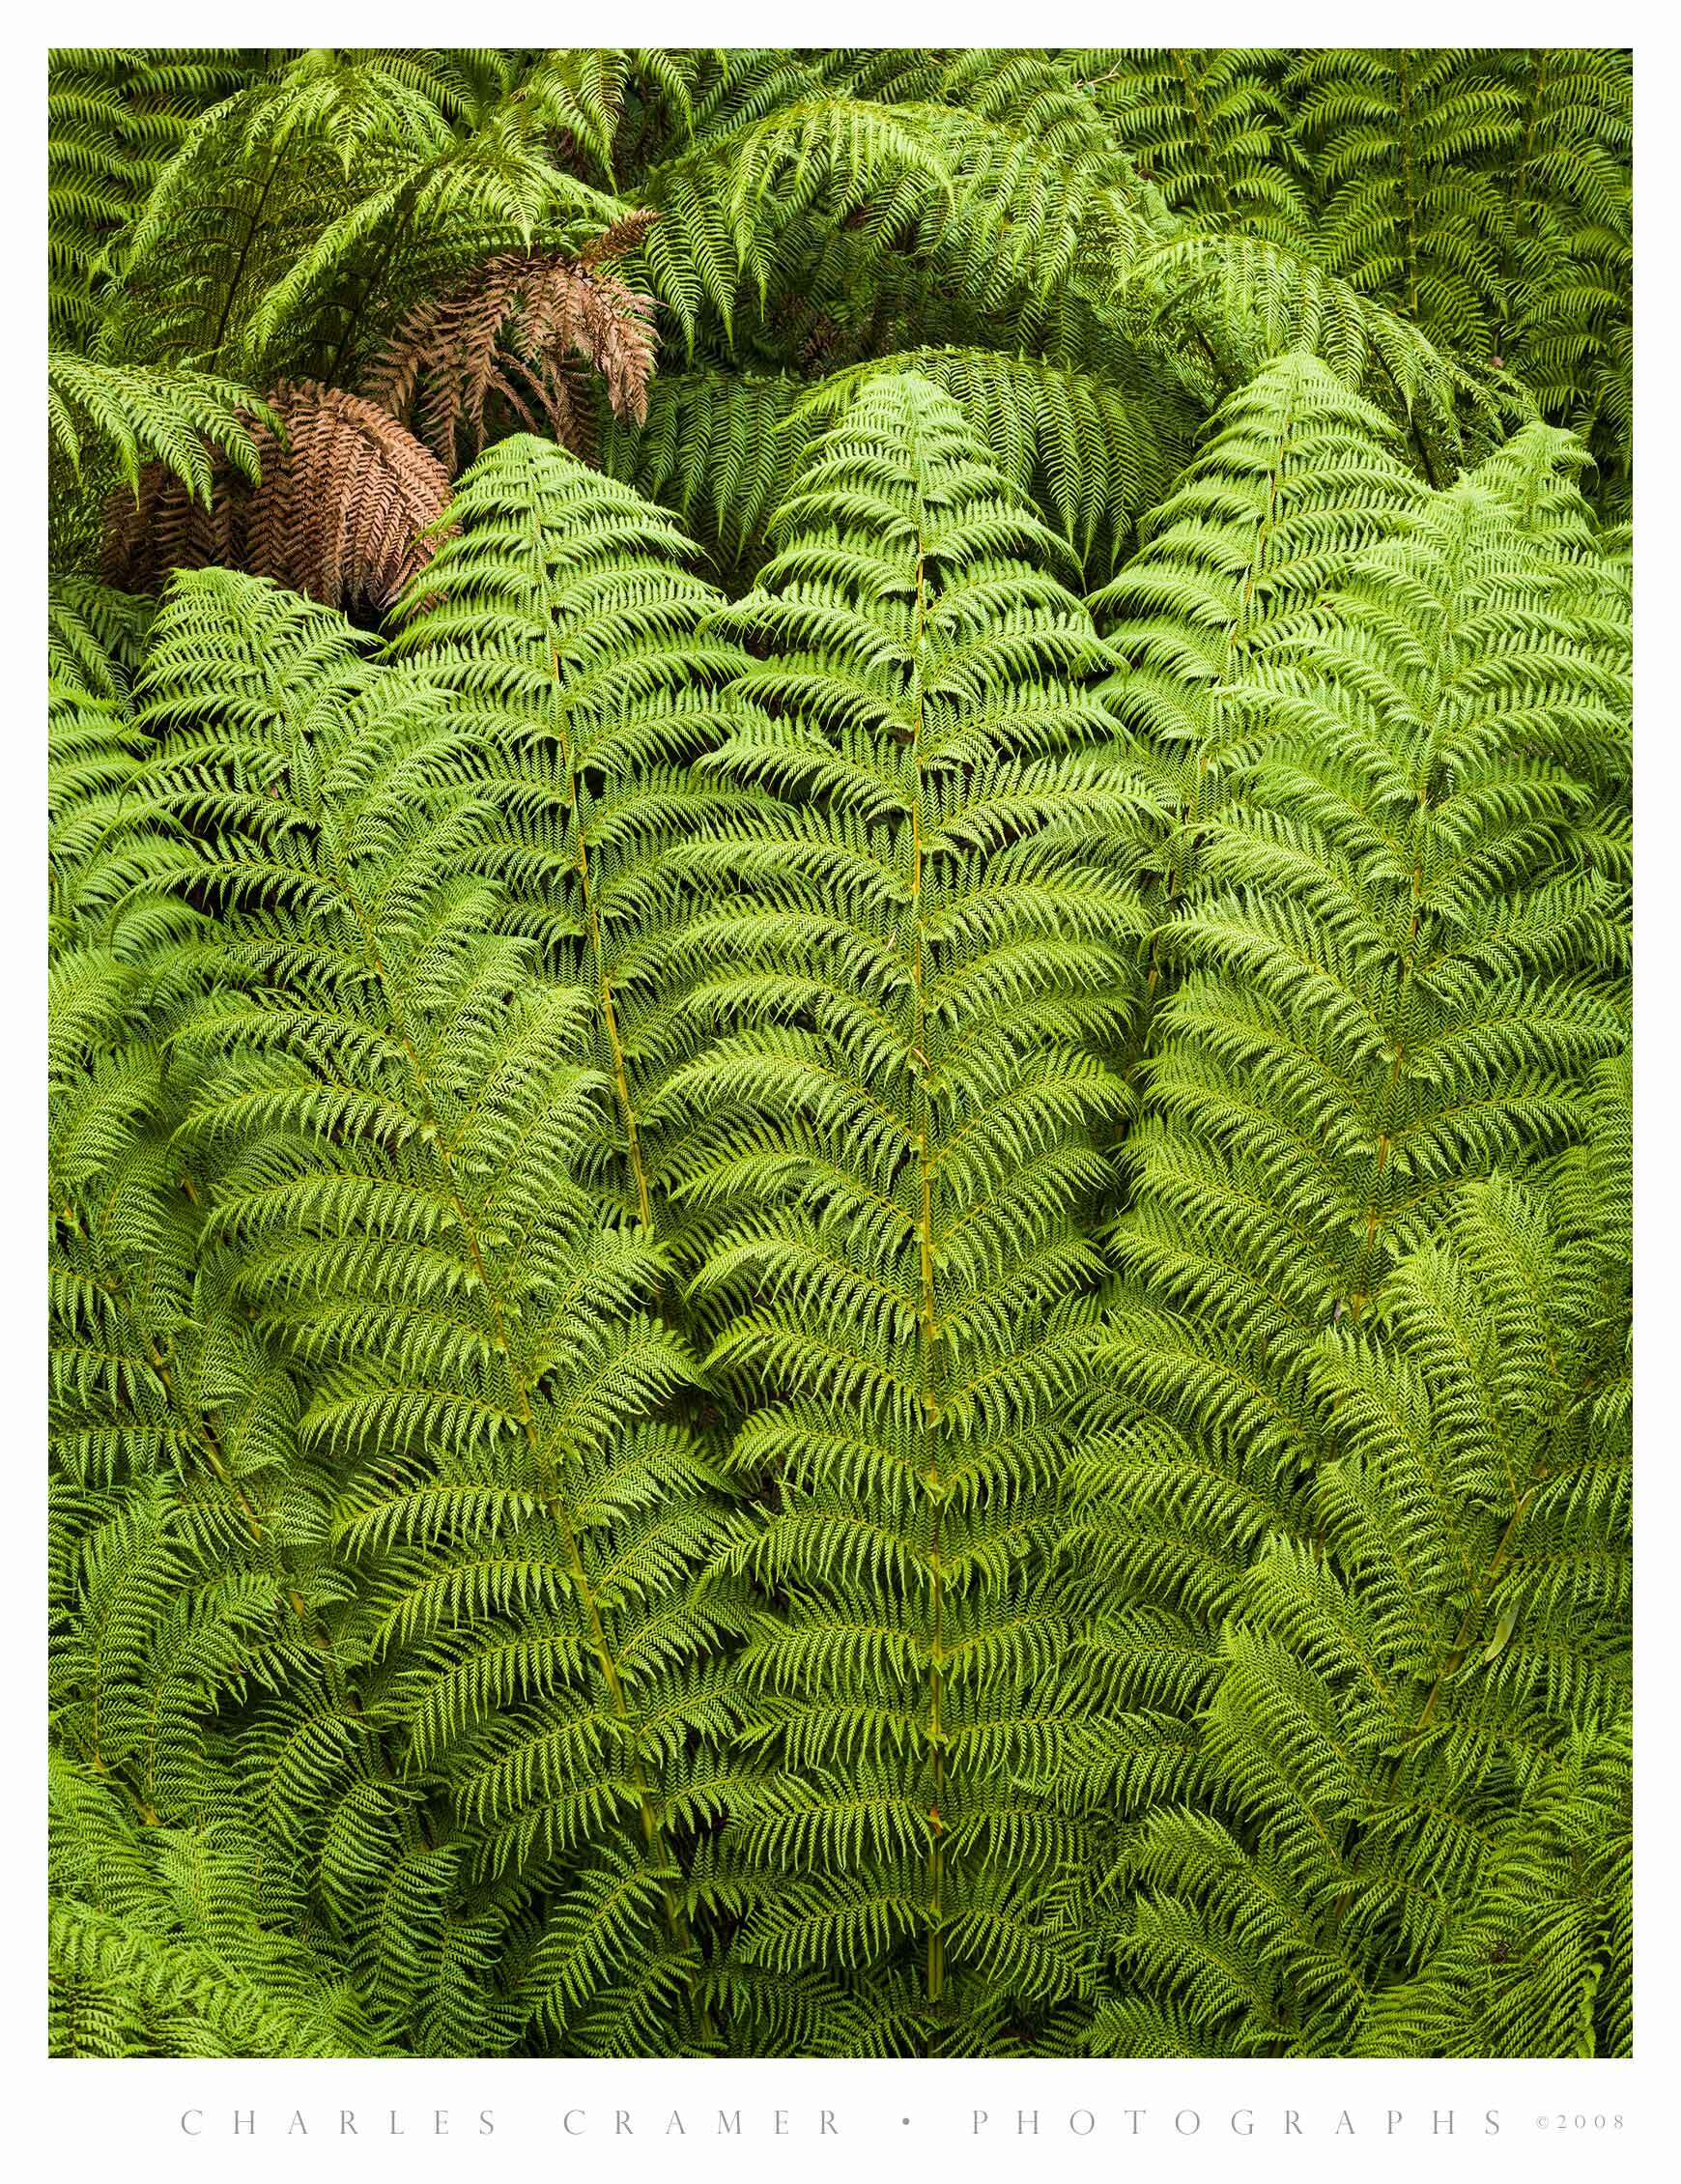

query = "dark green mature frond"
[1097,228,1494,461]
[105,52,629,387]
[49,351,275,503]
[640,99,956,351]
[598,370,803,585]
[1089,349,1428,940]
[797,346,1196,578]
[657,373,1155,2052]
[601,346,1197,590]
[48,46,268,349]
[1060,49,1631,509]
[1289,47,1633,508]
[1073,49,1312,244]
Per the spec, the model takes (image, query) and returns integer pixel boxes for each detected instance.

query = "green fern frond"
[1063,474,1630,2017]
[48,351,275,503]
[655,373,1155,2051]
[386,435,767,1246]
[1093,1126,1630,2056]
[134,567,749,2054]
[44,43,1637,2064]
[796,345,1196,576]
[598,370,803,583]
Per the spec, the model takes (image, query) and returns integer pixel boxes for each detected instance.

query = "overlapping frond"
[49,351,273,503]
[386,436,765,1244]
[101,379,451,611]
[654,373,1155,2051]
[1060,474,1630,1970]
[131,568,752,2054]
[1094,1088,1631,2055]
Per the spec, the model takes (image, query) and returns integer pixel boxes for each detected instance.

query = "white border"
[9,14,1671,2178]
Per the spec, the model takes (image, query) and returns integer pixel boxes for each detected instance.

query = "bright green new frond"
[1090,348,1429,952]
[387,435,767,1245]
[49,351,275,505]
[135,566,748,2054]
[1063,472,1630,2044]
[656,372,1154,2051]
[51,1755,393,2057]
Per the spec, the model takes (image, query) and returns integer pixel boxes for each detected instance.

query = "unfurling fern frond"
[101,380,450,611]
[659,374,1156,2053]
[365,247,658,469]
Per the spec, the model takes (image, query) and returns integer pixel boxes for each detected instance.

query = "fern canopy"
[47,44,1633,2061]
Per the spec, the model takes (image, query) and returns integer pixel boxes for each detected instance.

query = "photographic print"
[45,38,1634,2071]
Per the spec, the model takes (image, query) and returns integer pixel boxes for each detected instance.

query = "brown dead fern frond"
[364,247,659,471]
[100,380,451,614]
[575,208,660,269]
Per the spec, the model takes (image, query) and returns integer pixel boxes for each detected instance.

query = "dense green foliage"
[47,46,1632,2059]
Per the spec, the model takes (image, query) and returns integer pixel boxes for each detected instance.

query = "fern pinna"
[654,376,1152,2053]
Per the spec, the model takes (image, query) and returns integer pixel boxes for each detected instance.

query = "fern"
[1094,1084,1630,2055]
[653,375,1154,2053]
[49,351,275,503]
[598,369,803,584]
[797,346,1195,577]
[45,45,1636,2062]
[48,671,367,2049]
[385,437,766,1246]
[134,569,749,2053]
[1090,350,1429,946]
[1074,49,1312,244]
[48,46,264,348]
[1060,474,1630,1955]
